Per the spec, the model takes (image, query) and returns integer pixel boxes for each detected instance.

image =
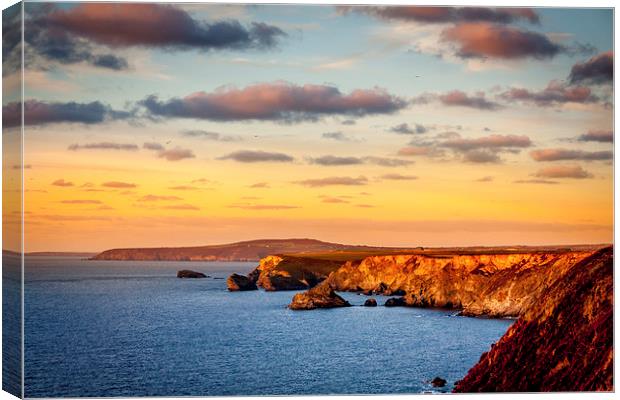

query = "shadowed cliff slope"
[453,246,613,392]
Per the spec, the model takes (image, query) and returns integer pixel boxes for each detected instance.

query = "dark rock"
[431,377,447,387]
[227,273,258,291]
[364,298,377,307]
[384,297,406,307]
[177,270,207,278]
[289,282,351,310]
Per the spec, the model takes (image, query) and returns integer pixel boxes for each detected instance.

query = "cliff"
[453,247,613,392]
[323,250,596,317]
[91,238,395,261]
[227,255,344,291]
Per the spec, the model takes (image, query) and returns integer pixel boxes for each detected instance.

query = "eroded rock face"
[289,281,351,310]
[251,255,344,291]
[226,273,258,291]
[177,270,207,278]
[453,247,613,392]
[324,251,596,317]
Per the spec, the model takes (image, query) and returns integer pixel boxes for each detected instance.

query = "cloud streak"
[339,6,539,24]
[530,148,613,162]
[294,176,368,187]
[44,3,286,50]
[499,81,598,107]
[534,165,593,179]
[218,150,294,163]
[441,23,563,60]
[578,130,613,143]
[3,100,131,128]
[140,82,407,123]
[68,142,139,151]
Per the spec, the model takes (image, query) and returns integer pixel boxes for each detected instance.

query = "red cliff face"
[325,251,595,317]
[453,247,613,392]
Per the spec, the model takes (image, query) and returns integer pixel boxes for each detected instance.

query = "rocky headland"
[227,244,612,391]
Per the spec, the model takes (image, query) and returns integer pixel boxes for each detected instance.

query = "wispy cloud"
[530,148,613,162]
[68,142,139,151]
[52,179,74,187]
[219,150,294,163]
[534,165,593,179]
[102,181,137,188]
[294,176,368,187]
[182,130,242,142]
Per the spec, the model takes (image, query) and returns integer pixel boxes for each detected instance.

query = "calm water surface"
[24,256,512,397]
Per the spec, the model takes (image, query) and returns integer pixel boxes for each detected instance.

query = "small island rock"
[289,282,351,310]
[227,273,258,291]
[364,298,378,307]
[384,297,406,307]
[431,377,447,387]
[177,270,207,279]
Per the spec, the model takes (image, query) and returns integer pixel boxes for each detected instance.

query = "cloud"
[441,23,562,60]
[158,147,196,161]
[568,51,613,85]
[389,122,428,134]
[440,134,532,151]
[168,185,199,191]
[322,131,354,141]
[499,80,598,107]
[308,155,413,167]
[513,179,559,185]
[60,199,102,204]
[68,142,139,151]
[363,156,413,167]
[228,204,299,210]
[162,204,200,210]
[143,142,165,151]
[182,130,242,142]
[461,150,501,163]
[578,130,613,143]
[339,6,539,24]
[476,176,494,182]
[294,176,368,187]
[3,100,132,128]
[530,148,613,162]
[341,119,356,125]
[44,4,286,50]
[397,146,439,157]
[139,82,407,123]
[438,90,501,110]
[321,197,350,204]
[309,155,362,166]
[218,150,294,163]
[249,182,270,188]
[102,181,137,188]
[52,179,74,187]
[138,195,183,202]
[534,165,593,179]
[379,173,418,180]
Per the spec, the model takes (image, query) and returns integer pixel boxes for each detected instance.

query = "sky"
[1,3,614,252]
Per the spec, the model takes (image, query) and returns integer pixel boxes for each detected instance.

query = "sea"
[23,256,513,397]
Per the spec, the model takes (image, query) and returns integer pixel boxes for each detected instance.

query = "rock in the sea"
[289,282,351,310]
[177,270,207,278]
[227,273,258,291]
[384,297,406,307]
[431,377,447,387]
[364,298,378,307]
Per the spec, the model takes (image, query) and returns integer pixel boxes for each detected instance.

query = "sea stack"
[177,270,207,278]
[227,273,258,291]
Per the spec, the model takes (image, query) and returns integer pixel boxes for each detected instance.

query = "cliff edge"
[453,246,613,392]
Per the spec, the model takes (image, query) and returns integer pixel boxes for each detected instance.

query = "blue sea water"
[24,256,513,397]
